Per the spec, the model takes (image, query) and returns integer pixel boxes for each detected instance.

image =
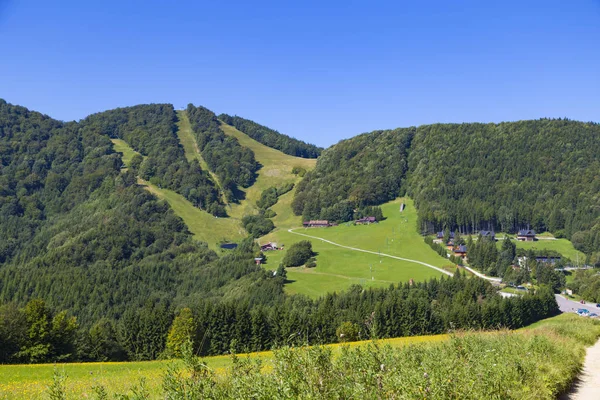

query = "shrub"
[282,241,314,267]
[241,215,275,238]
[336,321,359,342]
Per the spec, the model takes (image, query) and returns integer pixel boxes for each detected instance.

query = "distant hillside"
[0,100,282,325]
[292,128,413,220]
[82,104,225,215]
[187,105,259,202]
[292,119,600,260]
[219,114,322,158]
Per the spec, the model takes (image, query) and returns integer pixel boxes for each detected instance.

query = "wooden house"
[303,220,330,228]
[260,242,278,251]
[453,245,468,258]
[517,229,536,241]
[479,230,496,241]
[356,216,377,225]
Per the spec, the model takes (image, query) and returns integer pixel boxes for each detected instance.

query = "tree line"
[187,104,259,202]
[219,114,322,158]
[0,272,559,363]
[81,104,226,216]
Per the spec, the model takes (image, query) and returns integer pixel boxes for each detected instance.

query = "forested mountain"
[219,114,322,158]
[407,120,600,237]
[292,128,413,221]
[0,100,283,330]
[187,105,259,202]
[292,119,600,260]
[81,104,225,216]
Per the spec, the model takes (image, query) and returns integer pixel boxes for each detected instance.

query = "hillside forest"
[0,98,594,366]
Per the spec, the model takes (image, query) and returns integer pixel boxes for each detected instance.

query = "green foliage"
[282,240,314,267]
[218,114,321,158]
[336,321,359,342]
[81,104,224,216]
[291,166,307,177]
[256,183,294,211]
[293,128,413,220]
[47,368,67,400]
[407,120,600,243]
[241,215,275,238]
[165,308,197,359]
[567,269,600,302]
[187,105,259,202]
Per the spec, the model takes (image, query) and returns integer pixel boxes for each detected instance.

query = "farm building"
[356,216,377,225]
[517,229,536,241]
[260,242,278,251]
[453,245,468,258]
[479,230,496,240]
[303,220,331,228]
[436,231,455,240]
[535,256,561,264]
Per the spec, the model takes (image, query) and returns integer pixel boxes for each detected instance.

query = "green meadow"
[260,198,453,297]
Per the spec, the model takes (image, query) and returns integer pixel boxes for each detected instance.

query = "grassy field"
[138,178,245,249]
[218,121,316,221]
[260,198,454,297]
[110,138,139,167]
[1,313,594,399]
[509,237,585,261]
[0,335,448,399]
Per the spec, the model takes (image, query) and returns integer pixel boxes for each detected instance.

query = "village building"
[535,256,561,265]
[260,242,278,251]
[436,231,455,240]
[517,229,536,241]
[453,245,468,258]
[303,220,331,228]
[254,257,263,265]
[355,216,377,225]
[479,230,496,241]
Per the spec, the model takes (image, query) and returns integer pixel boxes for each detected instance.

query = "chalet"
[479,230,496,241]
[453,245,468,258]
[517,229,536,241]
[254,257,263,265]
[535,256,561,265]
[303,220,330,228]
[260,242,278,251]
[436,231,455,240]
[356,216,377,225]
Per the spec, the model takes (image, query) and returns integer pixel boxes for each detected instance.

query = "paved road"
[288,229,454,277]
[555,295,599,314]
[462,265,502,282]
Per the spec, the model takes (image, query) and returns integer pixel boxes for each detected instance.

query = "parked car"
[590,313,598,318]
[596,303,600,308]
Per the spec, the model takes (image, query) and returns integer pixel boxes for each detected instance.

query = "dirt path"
[288,229,454,277]
[564,339,600,399]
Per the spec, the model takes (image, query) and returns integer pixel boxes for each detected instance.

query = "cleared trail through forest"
[175,110,228,205]
[288,229,454,277]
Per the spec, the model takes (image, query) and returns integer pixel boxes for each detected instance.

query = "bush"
[282,241,314,267]
[336,321,359,342]
[291,166,306,177]
[241,215,275,238]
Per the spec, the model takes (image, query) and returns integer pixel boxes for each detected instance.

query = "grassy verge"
[4,314,597,399]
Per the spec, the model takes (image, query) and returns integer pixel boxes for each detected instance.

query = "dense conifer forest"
[219,114,322,158]
[186,105,259,202]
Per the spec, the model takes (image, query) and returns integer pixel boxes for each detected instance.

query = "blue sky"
[0,0,598,147]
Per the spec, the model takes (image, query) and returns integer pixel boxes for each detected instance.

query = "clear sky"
[0,0,598,147]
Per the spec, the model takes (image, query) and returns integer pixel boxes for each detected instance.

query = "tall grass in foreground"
[54,316,600,399]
